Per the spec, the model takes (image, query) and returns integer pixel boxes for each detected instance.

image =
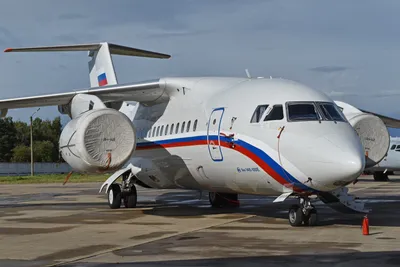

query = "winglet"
[4,48,12,52]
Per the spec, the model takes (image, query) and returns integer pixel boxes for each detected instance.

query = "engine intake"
[335,101,389,168]
[59,108,136,173]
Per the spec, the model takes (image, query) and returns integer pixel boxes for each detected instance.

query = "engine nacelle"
[59,108,136,173]
[335,101,390,168]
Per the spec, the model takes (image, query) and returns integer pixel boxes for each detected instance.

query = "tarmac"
[1,176,400,266]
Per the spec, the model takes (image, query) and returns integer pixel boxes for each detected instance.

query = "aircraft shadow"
[60,250,400,267]
[140,191,400,228]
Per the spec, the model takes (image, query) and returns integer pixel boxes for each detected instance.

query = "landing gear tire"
[209,192,239,208]
[107,184,122,209]
[288,204,304,227]
[304,209,317,227]
[123,185,137,209]
[288,197,318,227]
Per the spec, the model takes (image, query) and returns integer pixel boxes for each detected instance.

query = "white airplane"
[1,42,399,227]
[365,136,400,181]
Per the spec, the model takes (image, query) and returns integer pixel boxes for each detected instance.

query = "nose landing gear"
[288,196,317,227]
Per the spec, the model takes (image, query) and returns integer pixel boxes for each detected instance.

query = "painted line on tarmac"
[45,214,256,267]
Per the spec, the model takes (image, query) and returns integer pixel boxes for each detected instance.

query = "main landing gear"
[373,171,390,181]
[107,172,137,209]
[288,196,317,227]
[209,192,240,208]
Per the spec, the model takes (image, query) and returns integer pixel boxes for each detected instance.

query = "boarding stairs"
[318,186,370,214]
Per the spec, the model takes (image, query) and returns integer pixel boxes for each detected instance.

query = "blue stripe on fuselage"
[136,135,315,192]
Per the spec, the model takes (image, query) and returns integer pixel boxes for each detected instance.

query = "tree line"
[0,117,63,163]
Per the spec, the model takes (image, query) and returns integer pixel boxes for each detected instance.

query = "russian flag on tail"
[97,73,108,86]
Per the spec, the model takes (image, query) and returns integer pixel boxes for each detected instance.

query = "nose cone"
[307,132,365,190]
[278,122,366,192]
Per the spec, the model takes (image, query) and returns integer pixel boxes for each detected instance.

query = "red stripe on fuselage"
[219,141,303,192]
[136,140,207,150]
[136,139,304,192]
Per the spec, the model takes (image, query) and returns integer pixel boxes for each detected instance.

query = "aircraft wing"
[0,80,167,116]
[359,109,400,128]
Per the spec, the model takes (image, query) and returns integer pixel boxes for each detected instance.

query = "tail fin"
[4,42,170,88]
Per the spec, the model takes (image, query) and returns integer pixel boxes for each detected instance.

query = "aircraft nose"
[310,133,365,190]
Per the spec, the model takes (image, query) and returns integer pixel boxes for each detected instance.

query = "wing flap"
[0,80,167,114]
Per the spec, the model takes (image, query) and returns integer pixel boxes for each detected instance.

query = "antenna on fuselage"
[245,69,251,78]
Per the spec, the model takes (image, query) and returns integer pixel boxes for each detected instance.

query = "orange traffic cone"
[362,215,369,235]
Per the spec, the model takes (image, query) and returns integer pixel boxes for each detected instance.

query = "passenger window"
[264,105,284,121]
[165,125,169,135]
[193,120,198,131]
[170,124,174,134]
[186,121,191,132]
[181,121,186,133]
[160,125,164,136]
[152,127,156,137]
[176,123,180,134]
[156,126,160,136]
[391,145,396,150]
[287,103,320,121]
[251,105,268,123]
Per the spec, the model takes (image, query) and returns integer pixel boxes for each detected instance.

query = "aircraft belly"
[132,138,287,195]
[132,146,205,189]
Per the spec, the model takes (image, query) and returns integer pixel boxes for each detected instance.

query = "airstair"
[318,187,370,214]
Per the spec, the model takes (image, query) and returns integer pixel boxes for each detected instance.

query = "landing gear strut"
[288,196,317,227]
[373,171,390,181]
[107,172,137,209]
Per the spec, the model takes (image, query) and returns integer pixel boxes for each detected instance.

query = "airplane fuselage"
[124,77,365,196]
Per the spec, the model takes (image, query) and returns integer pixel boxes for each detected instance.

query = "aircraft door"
[207,107,224,161]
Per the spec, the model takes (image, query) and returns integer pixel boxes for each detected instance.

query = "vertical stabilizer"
[88,42,118,87]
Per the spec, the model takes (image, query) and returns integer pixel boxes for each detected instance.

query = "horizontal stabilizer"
[4,42,171,59]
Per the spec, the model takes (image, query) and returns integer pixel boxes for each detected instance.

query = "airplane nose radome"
[319,133,365,188]
[336,151,364,181]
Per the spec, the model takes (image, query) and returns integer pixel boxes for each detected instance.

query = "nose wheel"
[288,197,317,227]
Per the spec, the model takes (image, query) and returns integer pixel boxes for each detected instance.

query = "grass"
[0,173,110,184]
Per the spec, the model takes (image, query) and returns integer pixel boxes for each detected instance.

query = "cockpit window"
[317,102,346,122]
[287,103,320,121]
[391,144,396,150]
[250,104,268,123]
[264,105,284,121]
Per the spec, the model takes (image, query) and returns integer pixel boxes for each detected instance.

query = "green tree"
[14,121,30,146]
[34,141,54,162]
[0,117,17,162]
[30,116,62,162]
[11,144,30,162]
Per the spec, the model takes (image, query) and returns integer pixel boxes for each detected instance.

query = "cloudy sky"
[1,0,400,134]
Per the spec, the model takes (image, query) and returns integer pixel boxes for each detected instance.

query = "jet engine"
[59,108,136,173]
[335,101,390,168]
